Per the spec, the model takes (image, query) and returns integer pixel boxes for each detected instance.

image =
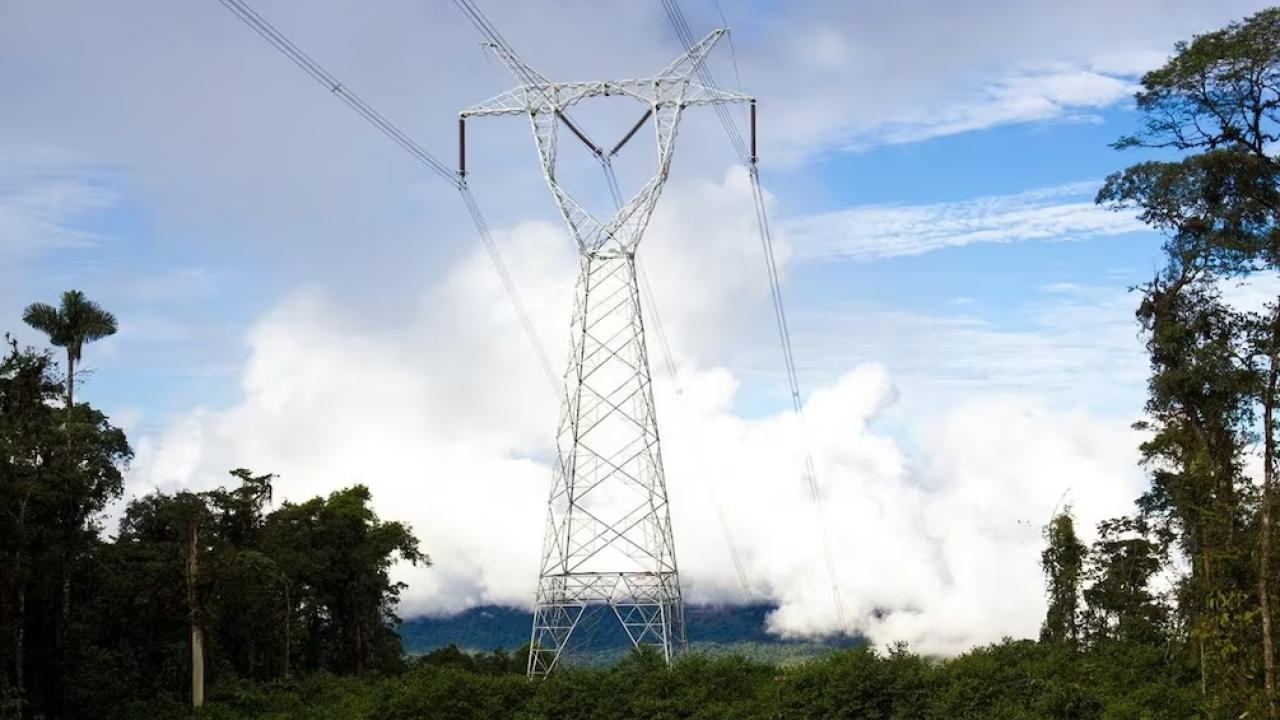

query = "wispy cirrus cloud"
[782,181,1146,261]
[0,153,114,259]
[863,68,1135,148]
[780,283,1148,422]
[0,150,118,340]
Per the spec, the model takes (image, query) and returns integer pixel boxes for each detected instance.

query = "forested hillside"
[400,604,858,664]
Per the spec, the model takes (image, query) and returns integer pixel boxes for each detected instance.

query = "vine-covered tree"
[1098,8,1280,716]
[1040,509,1087,645]
[1081,516,1169,646]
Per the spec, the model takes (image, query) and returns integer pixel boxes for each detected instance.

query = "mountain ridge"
[399,603,860,663]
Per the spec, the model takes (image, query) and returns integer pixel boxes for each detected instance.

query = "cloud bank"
[126,202,1147,655]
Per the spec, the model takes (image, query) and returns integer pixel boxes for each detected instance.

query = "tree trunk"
[60,571,71,655]
[1262,337,1279,720]
[12,497,28,704]
[282,579,290,681]
[14,584,23,704]
[186,519,204,710]
[355,623,365,676]
[57,351,75,716]
[65,351,73,411]
[190,623,204,711]
[1200,592,1208,699]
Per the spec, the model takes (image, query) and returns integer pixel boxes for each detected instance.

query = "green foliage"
[0,329,1218,718]
[105,474,430,688]
[264,483,429,675]
[1041,509,1088,644]
[1082,516,1170,646]
[0,328,428,716]
[0,339,132,717]
[92,640,1210,720]
[22,289,118,415]
[20,290,118,365]
[1096,6,1280,715]
[1117,8,1280,155]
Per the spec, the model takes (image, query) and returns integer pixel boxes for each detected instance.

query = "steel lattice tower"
[460,30,753,676]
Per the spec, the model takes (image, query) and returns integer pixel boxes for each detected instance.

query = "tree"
[1041,509,1087,645]
[0,341,62,712]
[1251,302,1280,720]
[105,473,428,707]
[205,469,274,549]
[1098,8,1280,715]
[22,290,118,411]
[116,476,269,709]
[111,490,216,711]
[263,485,428,675]
[1122,267,1258,713]
[197,469,282,682]
[20,290,122,714]
[1082,516,1169,646]
[0,340,130,717]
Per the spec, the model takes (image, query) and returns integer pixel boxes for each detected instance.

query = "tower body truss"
[461,29,751,677]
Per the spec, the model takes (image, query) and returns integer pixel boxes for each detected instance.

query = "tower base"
[528,571,684,676]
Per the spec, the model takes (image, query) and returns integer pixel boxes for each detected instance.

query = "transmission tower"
[460,29,753,676]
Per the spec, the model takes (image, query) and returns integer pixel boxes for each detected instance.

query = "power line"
[659,0,849,635]
[711,0,751,131]
[217,0,822,635]
[658,0,750,165]
[458,184,559,388]
[213,0,559,391]
[216,0,456,184]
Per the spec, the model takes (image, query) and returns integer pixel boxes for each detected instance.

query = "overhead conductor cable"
[214,0,559,392]
[660,0,849,635]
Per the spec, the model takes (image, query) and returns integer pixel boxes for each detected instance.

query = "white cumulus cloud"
[126,210,1148,655]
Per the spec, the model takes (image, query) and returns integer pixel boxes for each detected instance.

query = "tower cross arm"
[482,40,552,87]
[539,79,754,109]
[461,85,534,117]
[462,81,629,117]
[681,83,753,107]
[657,28,729,80]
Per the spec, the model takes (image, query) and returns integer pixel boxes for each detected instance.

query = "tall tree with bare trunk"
[21,290,119,710]
[1259,306,1280,720]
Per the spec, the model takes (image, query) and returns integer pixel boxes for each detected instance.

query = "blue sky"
[1,0,1270,653]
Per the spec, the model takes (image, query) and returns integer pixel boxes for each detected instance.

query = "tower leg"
[528,251,685,677]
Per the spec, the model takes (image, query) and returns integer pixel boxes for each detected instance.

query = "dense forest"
[0,300,427,719]
[7,6,1280,719]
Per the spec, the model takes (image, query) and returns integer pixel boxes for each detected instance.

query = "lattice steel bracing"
[461,29,752,677]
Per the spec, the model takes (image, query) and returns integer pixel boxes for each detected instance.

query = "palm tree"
[22,290,118,409]
[20,291,118,705]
